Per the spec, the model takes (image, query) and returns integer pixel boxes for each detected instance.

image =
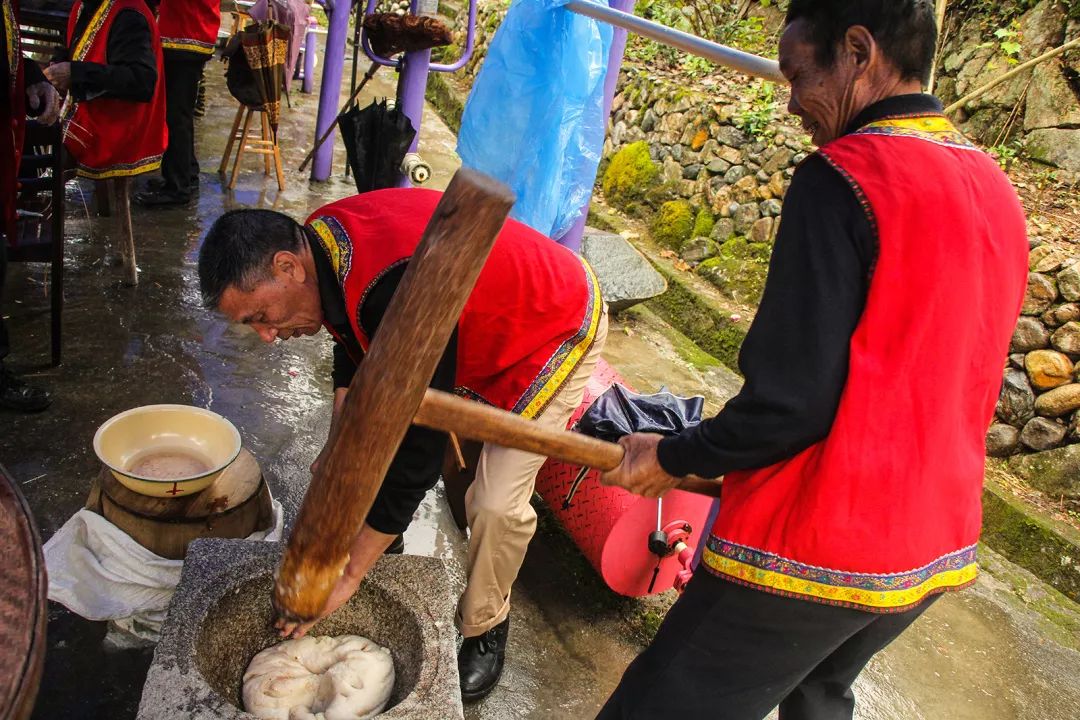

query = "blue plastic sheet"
[457,0,612,240]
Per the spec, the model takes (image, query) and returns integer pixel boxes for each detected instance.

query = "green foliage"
[989,138,1025,170]
[651,200,696,249]
[736,81,779,139]
[992,20,1023,64]
[692,208,715,238]
[681,54,715,78]
[602,141,660,211]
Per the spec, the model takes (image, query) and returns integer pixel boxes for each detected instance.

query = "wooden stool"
[219,104,285,191]
[85,449,274,560]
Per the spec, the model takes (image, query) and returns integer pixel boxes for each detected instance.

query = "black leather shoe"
[458,617,509,702]
[133,189,191,207]
[384,534,405,554]
[0,367,51,413]
[145,177,199,194]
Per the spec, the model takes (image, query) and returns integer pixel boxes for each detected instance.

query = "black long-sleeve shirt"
[57,0,157,102]
[657,94,943,479]
[310,230,456,535]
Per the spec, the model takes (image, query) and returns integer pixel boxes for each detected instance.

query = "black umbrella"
[564,384,705,507]
[337,99,417,193]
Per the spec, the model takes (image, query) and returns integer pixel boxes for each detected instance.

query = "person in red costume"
[45,0,166,181]
[197,188,608,702]
[1,0,60,412]
[135,0,221,206]
[598,2,1029,718]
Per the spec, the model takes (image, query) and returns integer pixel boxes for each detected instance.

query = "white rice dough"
[242,635,395,720]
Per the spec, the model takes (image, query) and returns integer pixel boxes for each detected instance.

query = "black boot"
[0,365,51,412]
[457,616,509,702]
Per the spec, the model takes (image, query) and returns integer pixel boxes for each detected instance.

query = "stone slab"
[138,539,462,720]
[582,230,667,312]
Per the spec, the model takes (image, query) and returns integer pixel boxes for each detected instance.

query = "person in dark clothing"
[597,2,1029,718]
[1,0,60,412]
[135,0,221,206]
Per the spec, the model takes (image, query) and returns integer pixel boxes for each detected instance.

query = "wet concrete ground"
[3,42,1080,720]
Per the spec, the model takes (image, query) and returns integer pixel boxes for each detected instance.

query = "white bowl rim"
[93,404,242,484]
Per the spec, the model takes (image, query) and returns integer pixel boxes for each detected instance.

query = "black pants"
[160,50,208,195]
[598,571,937,720]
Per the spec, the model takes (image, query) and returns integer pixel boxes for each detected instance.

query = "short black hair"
[785,0,938,85]
[198,209,304,309]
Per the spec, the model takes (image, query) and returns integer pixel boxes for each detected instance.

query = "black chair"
[7,120,66,366]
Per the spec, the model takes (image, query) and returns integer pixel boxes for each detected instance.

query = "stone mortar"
[137,539,463,719]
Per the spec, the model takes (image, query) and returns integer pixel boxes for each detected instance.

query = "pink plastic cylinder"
[534,359,714,597]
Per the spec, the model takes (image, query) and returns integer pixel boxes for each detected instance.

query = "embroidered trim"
[816,152,880,281]
[512,259,603,419]
[72,0,114,61]
[307,216,353,284]
[76,154,161,179]
[855,115,977,151]
[701,536,979,612]
[161,37,215,54]
[4,1,18,92]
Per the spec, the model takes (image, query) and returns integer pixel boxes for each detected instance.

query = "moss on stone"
[981,484,1080,603]
[692,208,715,239]
[696,237,772,305]
[424,73,465,134]
[644,262,748,372]
[602,141,660,212]
[652,200,695,250]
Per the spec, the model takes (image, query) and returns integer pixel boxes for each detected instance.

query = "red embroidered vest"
[701,116,1028,612]
[2,0,25,243]
[306,190,603,418]
[63,0,167,179]
[158,0,220,55]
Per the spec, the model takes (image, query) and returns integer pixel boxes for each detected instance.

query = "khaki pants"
[456,310,609,637]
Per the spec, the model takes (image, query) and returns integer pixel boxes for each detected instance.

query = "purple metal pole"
[556,0,635,251]
[394,0,437,186]
[311,0,354,181]
[302,19,317,94]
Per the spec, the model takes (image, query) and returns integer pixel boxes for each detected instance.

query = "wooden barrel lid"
[0,464,47,720]
[100,448,262,520]
[93,449,272,560]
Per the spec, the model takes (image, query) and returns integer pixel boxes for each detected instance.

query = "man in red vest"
[44,0,166,180]
[1,0,60,411]
[135,0,221,206]
[598,2,1028,718]
[198,188,608,701]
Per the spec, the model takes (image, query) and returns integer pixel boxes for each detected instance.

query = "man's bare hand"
[43,62,71,94]
[600,433,681,498]
[26,80,61,125]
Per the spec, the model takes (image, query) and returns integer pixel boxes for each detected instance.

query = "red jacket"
[306,189,604,418]
[157,0,220,55]
[63,0,167,179]
[701,115,1028,612]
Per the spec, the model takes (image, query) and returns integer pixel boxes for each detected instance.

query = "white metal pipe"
[566,0,785,83]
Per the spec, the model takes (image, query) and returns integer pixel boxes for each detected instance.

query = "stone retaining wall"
[992,251,1080,456]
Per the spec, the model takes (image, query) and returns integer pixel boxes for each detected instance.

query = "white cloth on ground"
[43,500,284,644]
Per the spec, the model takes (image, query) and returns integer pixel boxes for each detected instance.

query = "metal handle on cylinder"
[401,153,432,185]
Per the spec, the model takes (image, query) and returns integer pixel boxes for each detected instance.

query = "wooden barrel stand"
[85,449,274,560]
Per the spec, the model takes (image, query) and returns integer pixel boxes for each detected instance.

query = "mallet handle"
[415,389,625,470]
[414,389,723,498]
